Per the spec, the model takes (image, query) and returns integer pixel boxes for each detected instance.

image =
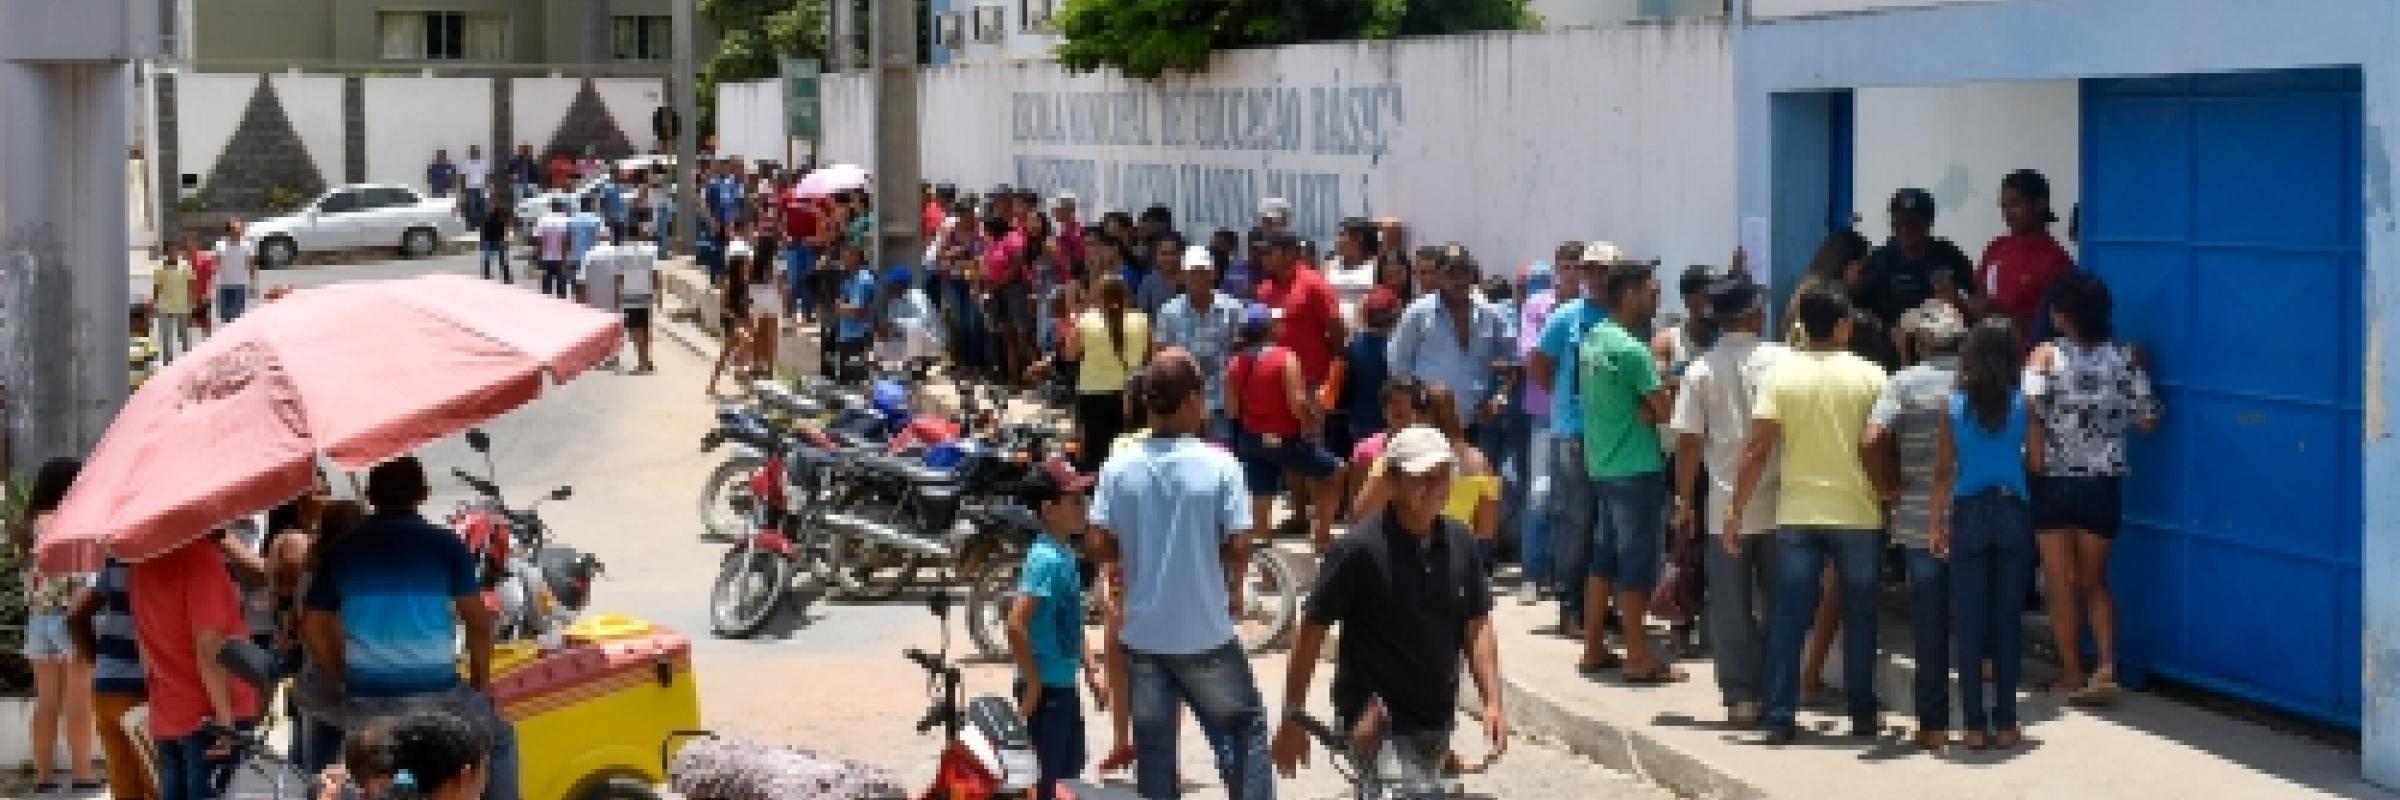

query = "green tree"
[1055,0,1537,79]
[697,0,829,132]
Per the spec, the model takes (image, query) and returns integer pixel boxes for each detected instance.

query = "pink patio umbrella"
[37,274,623,573]
[795,163,872,198]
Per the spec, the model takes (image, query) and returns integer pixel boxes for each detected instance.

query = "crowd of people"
[15,455,517,800]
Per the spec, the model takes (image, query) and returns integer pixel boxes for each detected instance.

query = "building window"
[613,15,672,62]
[378,11,509,61]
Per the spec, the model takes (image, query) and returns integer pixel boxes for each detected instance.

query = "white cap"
[1182,245,1216,270]
[1052,191,1078,207]
[1259,197,1291,218]
[1582,240,1625,265]
[1383,425,1455,476]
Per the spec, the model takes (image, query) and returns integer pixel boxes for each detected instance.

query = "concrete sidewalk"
[1481,598,2380,799]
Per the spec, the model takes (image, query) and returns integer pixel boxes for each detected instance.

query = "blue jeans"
[217,286,248,323]
[1547,436,1596,617]
[1904,547,1951,732]
[1473,410,1531,571]
[1015,681,1087,800]
[1521,416,1552,586]
[463,187,487,223]
[1587,473,1666,591]
[155,723,251,800]
[786,246,817,316]
[480,241,511,282]
[1125,641,1274,800]
[1952,489,2036,732]
[1764,527,1885,731]
[1706,532,1777,707]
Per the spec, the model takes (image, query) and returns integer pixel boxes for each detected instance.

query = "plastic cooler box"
[480,614,701,800]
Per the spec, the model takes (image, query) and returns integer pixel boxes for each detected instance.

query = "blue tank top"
[1948,391,2028,499]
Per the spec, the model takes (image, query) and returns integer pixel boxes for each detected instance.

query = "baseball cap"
[1258,197,1291,219]
[1182,245,1216,270]
[1900,299,1968,343]
[1034,455,1096,494]
[1890,187,1936,218]
[1582,241,1625,265]
[1706,279,1765,322]
[1052,191,1078,207]
[1383,426,1456,476]
[1243,301,1284,327]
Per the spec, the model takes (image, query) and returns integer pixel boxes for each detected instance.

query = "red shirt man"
[1251,231,1344,385]
[546,153,574,191]
[922,198,946,245]
[130,537,260,744]
[1978,232,2071,334]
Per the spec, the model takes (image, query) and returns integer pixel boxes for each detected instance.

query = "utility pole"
[830,0,857,72]
[0,1,156,469]
[671,0,696,258]
[869,0,920,275]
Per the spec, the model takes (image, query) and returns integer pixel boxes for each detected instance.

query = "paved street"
[237,252,1665,798]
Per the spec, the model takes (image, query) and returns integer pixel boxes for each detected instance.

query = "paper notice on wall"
[1740,216,1771,286]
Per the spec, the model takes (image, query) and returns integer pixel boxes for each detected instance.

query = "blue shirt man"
[706,173,743,235]
[598,179,628,230]
[1388,261,1515,409]
[567,205,606,276]
[427,153,457,197]
[302,463,482,698]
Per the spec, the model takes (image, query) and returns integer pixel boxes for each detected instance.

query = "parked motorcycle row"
[695,359,1304,658]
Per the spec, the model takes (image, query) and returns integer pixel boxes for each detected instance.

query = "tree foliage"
[697,0,829,132]
[1055,0,1538,79]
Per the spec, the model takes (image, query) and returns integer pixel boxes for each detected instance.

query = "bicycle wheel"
[709,550,790,638]
[1237,547,1300,653]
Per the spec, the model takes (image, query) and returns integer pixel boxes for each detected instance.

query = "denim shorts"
[20,613,69,659]
[2034,475,2121,538]
[1587,474,1666,590]
[1235,430,1340,496]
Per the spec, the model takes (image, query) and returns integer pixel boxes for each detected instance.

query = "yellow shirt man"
[1754,349,1888,529]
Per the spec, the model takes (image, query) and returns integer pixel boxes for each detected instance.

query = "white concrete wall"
[715,79,785,165]
[273,73,345,190]
[1750,0,2010,19]
[821,23,1737,277]
[592,78,667,153]
[511,77,579,153]
[173,72,258,189]
[362,77,491,191]
[1851,80,2080,260]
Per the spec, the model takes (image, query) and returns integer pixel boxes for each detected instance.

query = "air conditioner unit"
[936,12,964,47]
[1022,0,1055,33]
[972,5,1005,42]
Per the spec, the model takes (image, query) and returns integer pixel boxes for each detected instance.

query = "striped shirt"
[91,559,146,695]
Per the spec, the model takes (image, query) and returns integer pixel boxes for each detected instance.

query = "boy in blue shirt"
[1007,457,1098,800]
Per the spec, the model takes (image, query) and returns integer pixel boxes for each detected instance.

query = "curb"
[1489,671,1769,800]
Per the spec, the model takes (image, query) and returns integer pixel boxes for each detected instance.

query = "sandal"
[1575,653,1624,674]
[1958,731,1988,751]
[1095,744,1136,775]
[2070,672,2122,706]
[1994,727,2023,750]
[1914,730,1951,750]
[1621,663,1689,685]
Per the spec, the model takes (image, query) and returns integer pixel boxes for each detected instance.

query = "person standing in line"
[1087,351,1277,800]
[1153,245,1246,444]
[567,197,607,304]
[650,176,676,254]
[1976,169,2074,342]
[185,231,217,338]
[582,228,623,316]
[1529,242,1612,636]
[1573,260,1681,683]
[1854,188,1976,334]
[1863,299,1969,749]
[1386,246,1512,468]
[426,149,457,199]
[1669,279,1788,729]
[780,173,823,321]
[213,220,258,323]
[152,251,194,363]
[1225,302,1343,556]
[1330,288,1403,471]
[1324,218,1379,322]
[477,192,513,284]
[2024,272,2158,706]
[1251,231,1346,545]
[740,230,783,380]
[1136,233,1186,319]
[831,244,879,383]
[16,459,104,795]
[533,201,573,300]
[1514,246,1577,604]
[615,223,662,374]
[460,145,490,224]
[1931,318,2045,750]
[598,168,630,241]
[545,149,574,193]
[1723,285,1893,744]
[1271,425,1510,794]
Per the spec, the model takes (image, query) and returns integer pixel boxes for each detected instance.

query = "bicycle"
[1288,708,1493,800]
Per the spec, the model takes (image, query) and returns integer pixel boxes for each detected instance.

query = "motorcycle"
[450,428,602,642]
[911,591,1039,800]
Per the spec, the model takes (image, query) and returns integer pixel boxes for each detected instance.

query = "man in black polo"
[1272,425,1509,793]
[1854,187,1976,331]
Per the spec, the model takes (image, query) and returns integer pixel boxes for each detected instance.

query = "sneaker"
[1517,583,1540,606]
[1728,702,1762,728]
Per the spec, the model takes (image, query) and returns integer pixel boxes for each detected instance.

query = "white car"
[246,184,464,269]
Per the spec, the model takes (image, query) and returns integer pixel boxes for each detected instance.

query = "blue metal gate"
[2082,68,2363,726]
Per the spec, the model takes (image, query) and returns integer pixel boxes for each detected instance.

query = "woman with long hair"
[17,458,101,793]
[2025,271,2158,705]
[1373,253,1413,302]
[1788,229,1872,345]
[747,233,785,381]
[1063,275,1150,473]
[293,500,368,774]
[1932,318,2045,749]
[704,251,755,395]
